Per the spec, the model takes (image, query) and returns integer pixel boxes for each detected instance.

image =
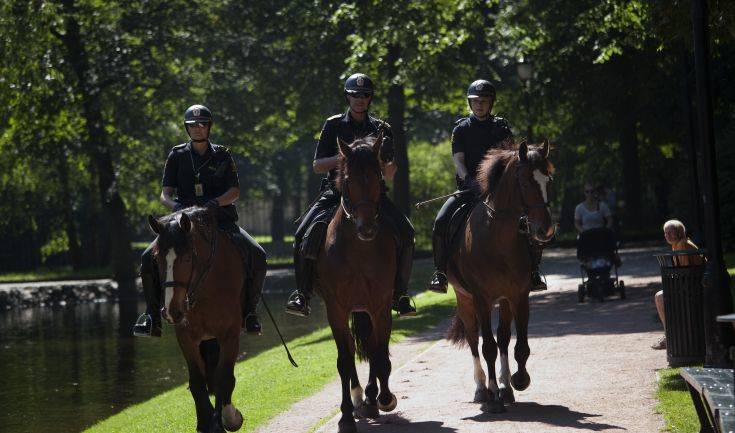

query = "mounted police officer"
[133,104,267,337]
[427,80,547,293]
[284,73,417,317]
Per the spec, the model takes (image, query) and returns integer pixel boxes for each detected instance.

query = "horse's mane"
[336,136,381,192]
[155,207,216,252]
[477,139,553,199]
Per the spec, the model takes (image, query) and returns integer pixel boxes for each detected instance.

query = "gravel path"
[258,247,668,433]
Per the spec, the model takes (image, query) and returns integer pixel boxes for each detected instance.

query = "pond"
[0,273,329,433]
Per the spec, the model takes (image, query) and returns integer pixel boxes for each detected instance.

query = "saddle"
[446,200,475,250]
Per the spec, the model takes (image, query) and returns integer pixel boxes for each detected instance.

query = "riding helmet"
[344,73,375,95]
[467,80,496,100]
[184,104,213,125]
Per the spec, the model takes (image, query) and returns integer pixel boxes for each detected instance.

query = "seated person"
[652,219,704,350]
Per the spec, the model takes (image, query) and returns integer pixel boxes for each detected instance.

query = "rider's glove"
[204,199,219,211]
[172,201,184,212]
[380,136,394,163]
[463,176,482,197]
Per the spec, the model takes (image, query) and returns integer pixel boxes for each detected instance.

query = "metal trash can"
[655,251,706,367]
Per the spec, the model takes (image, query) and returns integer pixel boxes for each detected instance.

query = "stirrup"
[285,291,311,317]
[132,313,161,338]
[428,271,449,293]
[393,295,417,317]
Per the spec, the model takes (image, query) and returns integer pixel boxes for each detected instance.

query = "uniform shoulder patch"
[327,113,343,121]
[172,143,187,150]
[211,143,231,154]
[494,116,509,127]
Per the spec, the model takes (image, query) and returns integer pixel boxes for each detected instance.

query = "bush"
[408,140,455,251]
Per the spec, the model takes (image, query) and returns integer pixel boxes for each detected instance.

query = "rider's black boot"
[529,243,547,292]
[133,271,162,337]
[286,253,313,317]
[392,239,417,317]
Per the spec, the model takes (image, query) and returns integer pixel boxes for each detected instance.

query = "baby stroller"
[576,227,625,302]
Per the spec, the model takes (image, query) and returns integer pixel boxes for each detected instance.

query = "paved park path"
[257,247,669,433]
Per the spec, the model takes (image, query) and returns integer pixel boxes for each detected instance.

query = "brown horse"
[315,133,399,433]
[148,207,246,433]
[447,139,555,413]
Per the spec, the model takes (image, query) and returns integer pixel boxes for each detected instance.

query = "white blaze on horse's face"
[163,248,177,321]
[532,169,550,204]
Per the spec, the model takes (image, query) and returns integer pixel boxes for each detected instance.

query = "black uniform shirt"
[451,114,512,186]
[314,110,393,181]
[161,141,240,222]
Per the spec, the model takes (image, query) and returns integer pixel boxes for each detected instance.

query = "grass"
[0,266,111,283]
[82,288,457,433]
[655,368,699,433]
[726,252,734,276]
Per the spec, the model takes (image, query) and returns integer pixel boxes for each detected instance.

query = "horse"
[148,207,246,433]
[315,133,399,433]
[446,139,555,413]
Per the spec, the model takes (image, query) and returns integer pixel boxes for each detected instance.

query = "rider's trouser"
[431,193,472,273]
[293,187,415,300]
[139,221,266,319]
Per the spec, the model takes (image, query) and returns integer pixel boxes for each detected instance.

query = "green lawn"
[655,368,699,433]
[82,288,457,433]
[725,252,734,276]
[0,266,111,283]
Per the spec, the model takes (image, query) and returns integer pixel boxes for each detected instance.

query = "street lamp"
[516,59,533,141]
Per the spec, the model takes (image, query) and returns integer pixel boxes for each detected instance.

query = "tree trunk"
[58,154,82,269]
[58,0,136,296]
[271,159,286,243]
[618,114,643,230]
[386,44,410,215]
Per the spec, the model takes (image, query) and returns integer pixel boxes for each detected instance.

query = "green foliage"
[409,140,455,250]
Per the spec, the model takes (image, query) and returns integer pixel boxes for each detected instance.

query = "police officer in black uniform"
[284,73,417,317]
[132,104,267,337]
[427,80,547,293]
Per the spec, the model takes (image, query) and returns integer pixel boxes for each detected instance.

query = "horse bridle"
[161,219,218,309]
[340,174,381,222]
[483,162,555,245]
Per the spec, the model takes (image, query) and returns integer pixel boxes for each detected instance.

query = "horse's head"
[147,209,212,324]
[336,133,383,241]
[515,139,556,243]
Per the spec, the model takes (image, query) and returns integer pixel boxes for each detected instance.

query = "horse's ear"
[177,212,192,233]
[337,137,352,158]
[518,140,528,162]
[148,215,161,234]
[372,130,384,157]
[540,138,550,159]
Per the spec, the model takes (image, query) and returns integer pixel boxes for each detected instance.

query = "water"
[0,273,329,433]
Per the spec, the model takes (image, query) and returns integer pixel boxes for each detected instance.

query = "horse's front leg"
[328,309,357,433]
[477,300,504,413]
[511,295,531,392]
[212,328,243,433]
[374,308,397,413]
[496,299,514,404]
[176,331,213,432]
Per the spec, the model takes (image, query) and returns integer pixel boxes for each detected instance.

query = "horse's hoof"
[337,419,357,433]
[378,393,398,412]
[473,388,487,403]
[483,399,506,414]
[499,387,515,404]
[222,405,243,432]
[511,371,531,391]
[354,401,379,419]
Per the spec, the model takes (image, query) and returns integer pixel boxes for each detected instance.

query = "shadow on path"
[462,402,625,431]
[356,415,458,433]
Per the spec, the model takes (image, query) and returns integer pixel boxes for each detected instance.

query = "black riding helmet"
[344,73,375,95]
[184,104,213,126]
[467,79,496,100]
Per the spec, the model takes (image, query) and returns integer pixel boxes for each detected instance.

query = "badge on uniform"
[195,183,204,196]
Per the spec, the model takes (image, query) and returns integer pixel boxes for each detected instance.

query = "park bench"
[680,367,734,433]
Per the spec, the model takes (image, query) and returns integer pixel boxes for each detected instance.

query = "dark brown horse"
[315,133,399,433]
[447,139,555,413]
[148,207,246,433]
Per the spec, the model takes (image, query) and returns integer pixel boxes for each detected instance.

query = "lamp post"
[517,59,533,142]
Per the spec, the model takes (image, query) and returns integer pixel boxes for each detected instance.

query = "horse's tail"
[350,312,372,361]
[446,313,467,347]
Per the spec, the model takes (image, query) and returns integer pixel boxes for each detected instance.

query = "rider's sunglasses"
[186,121,210,129]
[347,92,373,99]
